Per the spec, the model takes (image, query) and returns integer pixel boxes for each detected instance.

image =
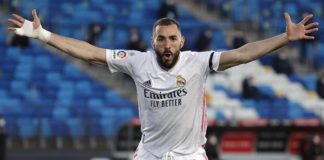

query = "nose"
[165,39,171,50]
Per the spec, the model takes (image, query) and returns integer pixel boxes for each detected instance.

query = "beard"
[155,49,180,70]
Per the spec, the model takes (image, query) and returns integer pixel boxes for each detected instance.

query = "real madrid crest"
[176,75,186,87]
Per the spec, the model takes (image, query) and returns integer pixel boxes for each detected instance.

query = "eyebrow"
[157,35,178,38]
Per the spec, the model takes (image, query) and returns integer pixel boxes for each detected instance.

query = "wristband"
[15,20,52,42]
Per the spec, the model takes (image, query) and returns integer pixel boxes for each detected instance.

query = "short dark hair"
[152,17,181,33]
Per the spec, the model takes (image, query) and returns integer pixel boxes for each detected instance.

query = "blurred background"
[0,0,324,160]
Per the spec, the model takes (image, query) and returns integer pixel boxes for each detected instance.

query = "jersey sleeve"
[209,51,223,71]
[193,51,223,72]
[106,49,144,75]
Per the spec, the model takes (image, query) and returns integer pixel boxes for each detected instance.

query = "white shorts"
[133,143,208,160]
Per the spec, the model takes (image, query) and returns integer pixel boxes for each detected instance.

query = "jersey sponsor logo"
[112,50,127,60]
[176,75,186,87]
[144,88,187,99]
[144,88,187,108]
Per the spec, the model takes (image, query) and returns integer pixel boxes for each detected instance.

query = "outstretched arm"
[218,12,319,71]
[7,9,106,65]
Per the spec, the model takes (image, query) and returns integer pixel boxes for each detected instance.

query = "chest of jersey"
[133,61,202,90]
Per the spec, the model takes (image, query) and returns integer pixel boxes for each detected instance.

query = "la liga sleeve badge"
[112,50,127,60]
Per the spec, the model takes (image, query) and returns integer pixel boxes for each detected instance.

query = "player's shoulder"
[130,50,153,57]
[108,49,152,60]
[180,50,214,59]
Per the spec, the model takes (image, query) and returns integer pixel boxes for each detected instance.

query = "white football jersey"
[106,49,222,158]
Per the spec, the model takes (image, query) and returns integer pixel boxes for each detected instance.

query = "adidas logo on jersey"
[143,80,151,87]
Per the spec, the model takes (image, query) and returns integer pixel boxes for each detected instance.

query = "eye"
[171,36,178,41]
[157,37,164,41]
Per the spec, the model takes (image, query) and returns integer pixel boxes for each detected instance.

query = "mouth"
[163,51,173,61]
[156,49,180,70]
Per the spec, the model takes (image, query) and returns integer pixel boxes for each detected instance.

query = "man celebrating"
[8,9,318,160]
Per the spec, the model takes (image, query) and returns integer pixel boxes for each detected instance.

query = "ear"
[180,36,185,49]
[151,36,155,49]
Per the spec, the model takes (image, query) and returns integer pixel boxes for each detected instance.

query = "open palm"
[7,9,41,33]
[285,12,319,41]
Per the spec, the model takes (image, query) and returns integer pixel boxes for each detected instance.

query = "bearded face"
[152,24,184,70]
[155,48,180,70]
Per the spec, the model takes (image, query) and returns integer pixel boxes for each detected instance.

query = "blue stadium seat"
[301,74,317,91]
[39,118,52,149]
[52,107,71,119]
[105,91,124,106]
[99,108,116,118]
[0,98,19,108]
[88,118,101,149]
[75,81,93,96]
[142,28,153,47]
[314,43,324,69]
[50,118,69,149]
[98,3,118,17]
[144,0,161,10]
[17,118,39,149]
[58,81,74,91]
[4,118,18,138]
[56,97,74,107]
[98,29,110,48]
[212,31,228,49]
[90,0,106,6]
[6,47,22,57]
[241,99,256,108]
[114,28,129,49]
[66,118,86,138]
[116,107,135,121]
[74,10,102,24]
[116,108,135,124]
[10,80,27,93]
[255,100,272,119]
[258,85,276,98]
[0,90,7,102]
[35,55,51,69]
[0,29,5,44]
[272,100,288,119]
[215,109,226,121]
[99,117,116,138]
[63,65,82,80]
[14,70,32,81]
[66,117,86,149]
[303,109,318,119]
[232,0,244,22]
[284,3,298,18]
[88,98,104,108]
[288,102,304,119]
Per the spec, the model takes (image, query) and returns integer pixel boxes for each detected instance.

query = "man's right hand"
[7,9,51,42]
